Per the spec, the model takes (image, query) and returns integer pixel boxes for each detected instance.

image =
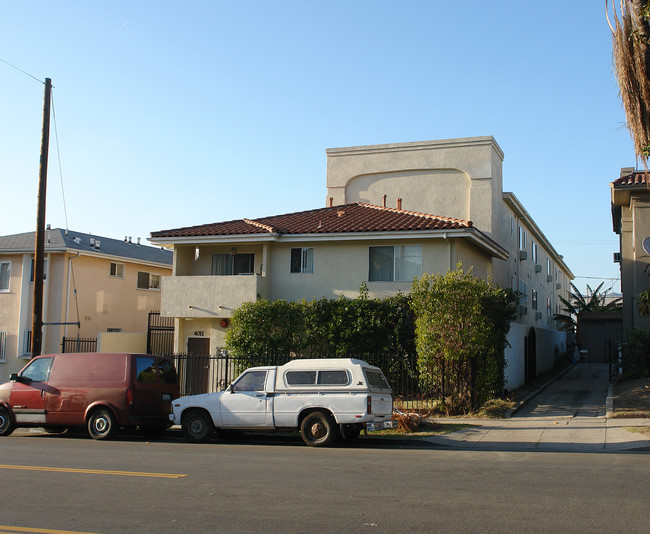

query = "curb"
[504,364,574,419]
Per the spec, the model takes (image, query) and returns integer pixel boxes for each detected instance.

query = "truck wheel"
[87,408,117,440]
[0,406,15,437]
[182,409,214,443]
[300,411,336,447]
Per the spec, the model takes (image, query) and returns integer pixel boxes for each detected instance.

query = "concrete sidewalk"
[422,416,650,452]
[422,364,650,452]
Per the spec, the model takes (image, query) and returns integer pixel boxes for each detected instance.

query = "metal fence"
[61,337,97,353]
[168,352,434,412]
[147,311,174,355]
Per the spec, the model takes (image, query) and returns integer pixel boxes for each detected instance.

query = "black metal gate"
[147,311,174,355]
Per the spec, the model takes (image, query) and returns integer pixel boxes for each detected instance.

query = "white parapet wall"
[98,332,147,353]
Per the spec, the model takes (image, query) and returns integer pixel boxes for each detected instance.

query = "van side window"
[286,371,316,385]
[159,359,177,384]
[318,370,349,385]
[136,356,158,383]
[20,357,53,382]
[233,371,266,392]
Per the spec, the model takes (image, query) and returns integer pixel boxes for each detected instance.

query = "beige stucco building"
[151,137,573,390]
[0,229,172,381]
[611,168,650,332]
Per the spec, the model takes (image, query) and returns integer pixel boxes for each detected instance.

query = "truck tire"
[87,408,117,440]
[300,411,337,447]
[0,406,15,437]
[182,409,214,443]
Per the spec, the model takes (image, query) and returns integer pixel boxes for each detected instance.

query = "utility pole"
[32,77,52,357]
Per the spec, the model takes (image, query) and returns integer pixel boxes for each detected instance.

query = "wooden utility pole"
[32,77,52,357]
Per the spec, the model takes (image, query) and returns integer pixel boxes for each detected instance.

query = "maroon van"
[0,352,179,440]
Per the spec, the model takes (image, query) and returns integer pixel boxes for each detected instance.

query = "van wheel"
[0,407,15,437]
[300,411,336,447]
[182,409,214,443]
[87,408,117,440]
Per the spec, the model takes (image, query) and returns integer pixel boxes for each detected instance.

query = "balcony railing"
[161,275,266,318]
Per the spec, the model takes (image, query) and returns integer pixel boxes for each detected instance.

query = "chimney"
[329,197,333,207]
[382,195,387,208]
[620,167,635,177]
[137,237,141,245]
[397,198,402,210]
[128,236,132,243]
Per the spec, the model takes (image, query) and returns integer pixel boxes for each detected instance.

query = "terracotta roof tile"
[150,203,473,239]
[612,172,649,187]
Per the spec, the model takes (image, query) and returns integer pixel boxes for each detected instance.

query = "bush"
[620,329,650,380]
[410,264,517,414]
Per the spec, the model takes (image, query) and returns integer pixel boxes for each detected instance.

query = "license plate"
[366,420,398,431]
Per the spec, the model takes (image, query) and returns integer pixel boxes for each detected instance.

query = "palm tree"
[609,0,650,161]
[554,282,623,331]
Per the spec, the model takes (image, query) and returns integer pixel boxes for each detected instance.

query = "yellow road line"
[0,526,99,534]
[0,464,186,479]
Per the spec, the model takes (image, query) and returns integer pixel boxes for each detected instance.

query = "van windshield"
[363,369,391,392]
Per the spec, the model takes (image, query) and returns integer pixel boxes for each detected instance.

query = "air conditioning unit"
[518,305,528,315]
[613,252,621,263]
[535,264,542,273]
[519,250,528,261]
[547,275,553,283]
[535,312,542,320]
[556,283,562,290]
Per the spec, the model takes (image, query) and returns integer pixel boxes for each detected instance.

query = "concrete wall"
[98,332,147,353]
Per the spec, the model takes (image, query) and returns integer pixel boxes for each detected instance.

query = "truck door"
[10,356,54,424]
[220,369,273,427]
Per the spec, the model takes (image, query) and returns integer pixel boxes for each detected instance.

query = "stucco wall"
[98,332,147,353]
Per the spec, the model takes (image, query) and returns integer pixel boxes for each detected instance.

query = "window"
[20,356,53,382]
[211,253,254,275]
[532,242,538,264]
[29,259,48,283]
[547,297,552,316]
[363,369,391,392]
[136,356,157,383]
[547,258,552,276]
[233,370,267,392]
[137,271,161,290]
[519,280,528,306]
[285,370,350,386]
[0,331,6,362]
[518,226,527,250]
[369,245,422,282]
[290,248,314,273]
[0,262,10,292]
[110,262,124,278]
[532,289,538,310]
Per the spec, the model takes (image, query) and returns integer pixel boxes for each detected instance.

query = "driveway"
[424,363,650,452]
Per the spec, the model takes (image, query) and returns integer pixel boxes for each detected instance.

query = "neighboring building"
[611,168,650,332]
[0,229,172,381]
[151,137,573,390]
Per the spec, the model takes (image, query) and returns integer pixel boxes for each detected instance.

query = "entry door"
[10,356,54,424]
[220,370,272,427]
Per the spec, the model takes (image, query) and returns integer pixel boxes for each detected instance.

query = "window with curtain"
[369,245,421,282]
[212,253,254,275]
[290,248,314,273]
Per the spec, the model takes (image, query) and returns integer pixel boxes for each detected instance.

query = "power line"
[0,57,44,84]
[51,92,69,231]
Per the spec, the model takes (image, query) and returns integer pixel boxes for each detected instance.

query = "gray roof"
[0,228,172,266]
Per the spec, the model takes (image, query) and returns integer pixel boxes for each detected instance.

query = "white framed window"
[518,280,528,306]
[518,226,527,250]
[547,258,552,276]
[547,297,552,316]
[531,289,538,310]
[369,245,422,282]
[110,262,124,278]
[137,271,161,290]
[0,261,10,292]
[211,253,254,275]
[532,242,538,264]
[29,258,48,283]
[290,248,314,274]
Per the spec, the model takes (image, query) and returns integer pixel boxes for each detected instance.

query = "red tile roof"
[150,202,473,238]
[612,171,649,187]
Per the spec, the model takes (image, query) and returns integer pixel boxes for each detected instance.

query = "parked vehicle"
[171,358,396,446]
[0,352,179,440]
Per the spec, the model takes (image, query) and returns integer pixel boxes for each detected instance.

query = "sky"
[0,1,634,295]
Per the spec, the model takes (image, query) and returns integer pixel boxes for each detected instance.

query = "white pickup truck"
[170,358,396,446]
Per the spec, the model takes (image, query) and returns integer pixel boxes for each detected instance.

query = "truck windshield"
[363,369,391,392]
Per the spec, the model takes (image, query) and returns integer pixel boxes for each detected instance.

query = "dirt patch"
[613,377,650,418]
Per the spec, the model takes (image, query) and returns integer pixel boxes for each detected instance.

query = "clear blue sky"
[1,1,632,295]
